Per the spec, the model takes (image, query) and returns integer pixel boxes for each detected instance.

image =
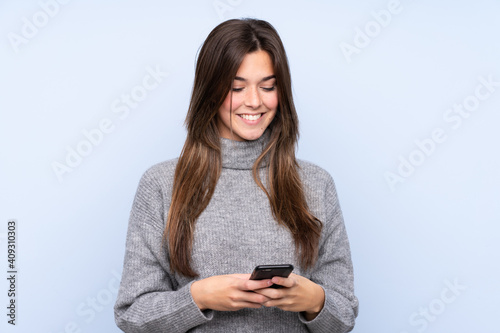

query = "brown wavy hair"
[165,18,322,277]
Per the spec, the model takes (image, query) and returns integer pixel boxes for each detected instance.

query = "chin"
[241,131,265,141]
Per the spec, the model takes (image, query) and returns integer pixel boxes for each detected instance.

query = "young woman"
[114,18,358,332]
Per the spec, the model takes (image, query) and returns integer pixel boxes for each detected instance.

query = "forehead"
[235,50,274,79]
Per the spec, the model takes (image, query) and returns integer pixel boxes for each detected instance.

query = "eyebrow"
[234,75,276,83]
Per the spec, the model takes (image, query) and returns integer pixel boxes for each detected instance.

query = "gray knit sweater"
[114,134,358,332]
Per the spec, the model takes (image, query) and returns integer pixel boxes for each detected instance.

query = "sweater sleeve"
[114,168,213,333]
[300,174,359,333]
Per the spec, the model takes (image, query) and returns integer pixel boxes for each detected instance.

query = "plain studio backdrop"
[1,1,499,332]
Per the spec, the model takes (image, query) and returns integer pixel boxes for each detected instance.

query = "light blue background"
[1,0,499,332]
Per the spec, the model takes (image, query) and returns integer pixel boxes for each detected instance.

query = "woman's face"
[217,50,278,141]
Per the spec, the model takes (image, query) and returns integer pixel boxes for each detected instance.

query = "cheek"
[218,94,232,123]
[221,93,243,112]
[263,93,279,110]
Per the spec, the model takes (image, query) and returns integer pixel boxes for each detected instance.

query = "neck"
[220,131,270,170]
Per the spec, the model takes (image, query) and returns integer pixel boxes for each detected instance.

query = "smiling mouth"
[238,113,262,121]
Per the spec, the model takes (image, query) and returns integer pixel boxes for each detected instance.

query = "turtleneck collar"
[220,130,270,170]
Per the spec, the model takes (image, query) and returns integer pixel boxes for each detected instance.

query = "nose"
[244,86,262,109]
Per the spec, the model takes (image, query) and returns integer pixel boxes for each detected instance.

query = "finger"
[231,290,271,307]
[271,275,296,288]
[242,278,273,291]
[262,299,279,308]
[225,274,272,290]
[233,300,265,310]
[253,287,282,299]
[222,298,265,311]
[230,273,251,280]
[245,291,272,304]
[242,302,264,309]
[262,298,291,309]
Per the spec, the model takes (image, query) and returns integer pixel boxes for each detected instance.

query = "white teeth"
[240,114,262,121]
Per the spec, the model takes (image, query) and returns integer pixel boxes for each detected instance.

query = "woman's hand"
[190,274,273,311]
[254,273,325,320]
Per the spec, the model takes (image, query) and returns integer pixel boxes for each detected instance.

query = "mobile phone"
[250,264,294,288]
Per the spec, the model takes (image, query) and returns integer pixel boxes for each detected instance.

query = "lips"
[238,113,262,121]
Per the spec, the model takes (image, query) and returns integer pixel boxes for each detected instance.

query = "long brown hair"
[165,18,322,277]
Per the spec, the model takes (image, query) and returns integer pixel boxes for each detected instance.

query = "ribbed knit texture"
[114,133,358,332]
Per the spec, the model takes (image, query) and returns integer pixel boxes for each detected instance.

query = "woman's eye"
[232,87,244,92]
[262,86,276,92]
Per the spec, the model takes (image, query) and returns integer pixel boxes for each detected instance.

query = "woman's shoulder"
[144,158,179,176]
[297,159,335,187]
[137,158,179,189]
